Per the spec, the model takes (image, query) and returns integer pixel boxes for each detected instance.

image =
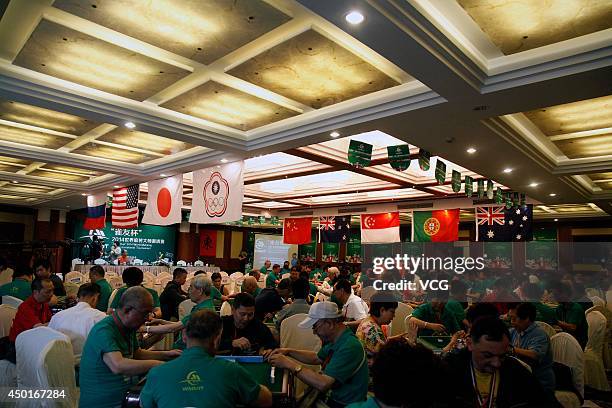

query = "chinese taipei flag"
[142,175,183,226]
[84,192,107,230]
[360,212,400,243]
[190,161,244,224]
[412,209,459,242]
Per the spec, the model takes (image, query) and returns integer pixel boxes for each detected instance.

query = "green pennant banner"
[435,160,446,184]
[258,216,266,225]
[247,217,254,225]
[486,180,494,199]
[495,187,503,204]
[477,179,485,198]
[387,144,411,171]
[465,176,473,197]
[348,140,372,168]
[271,216,279,225]
[451,170,461,192]
[520,193,526,206]
[513,192,520,208]
[418,149,431,171]
[505,193,513,209]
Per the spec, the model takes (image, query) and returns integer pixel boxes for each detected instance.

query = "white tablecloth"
[73,265,221,276]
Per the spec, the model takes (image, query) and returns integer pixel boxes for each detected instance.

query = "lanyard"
[321,349,334,370]
[112,312,133,357]
[470,361,497,408]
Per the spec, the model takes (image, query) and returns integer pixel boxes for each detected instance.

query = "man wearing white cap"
[265,301,368,407]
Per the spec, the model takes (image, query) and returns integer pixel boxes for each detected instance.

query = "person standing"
[159,268,188,321]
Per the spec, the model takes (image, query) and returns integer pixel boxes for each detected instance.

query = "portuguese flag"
[412,209,460,242]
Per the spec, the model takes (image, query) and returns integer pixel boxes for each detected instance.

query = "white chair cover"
[389,302,413,337]
[181,277,192,294]
[194,260,204,267]
[0,304,17,338]
[606,290,612,313]
[93,258,107,265]
[536,321,557,338]
[178,299,196,320]
[257,273,266,289]
[2,295,23,308]
[108,276,124,290]
[220,272,230,285]
[584,310,610,391]
[16,327,78,407]
[64,271,84,285]
[176,260,187,266]
[219,301,232,317]
[0,267,12,286]
[551,332,584,407]
[63,282,79,299]
[70,259,82,273]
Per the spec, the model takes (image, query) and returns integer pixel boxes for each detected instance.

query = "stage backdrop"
[72,219,176,263]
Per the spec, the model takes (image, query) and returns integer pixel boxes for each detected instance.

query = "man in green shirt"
[266,301,369,406]
[89,264,113,313]
[241,276,262,298]
[265,264,281,288]
[0,266,33,300]
[410,293,461,336]
[523,283,558,326]
[109,267,161,317]
[79,287,180,408]
[260,259,271,274]
[140,310,273,408]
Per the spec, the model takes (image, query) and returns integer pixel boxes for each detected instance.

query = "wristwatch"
[293,365,303,375]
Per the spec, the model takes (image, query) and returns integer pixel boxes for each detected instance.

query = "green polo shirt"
[316,328,369,405]
[445,299,466,328]
[140,346,261,408]
[265,271,279,288]
[95,278,113,312]
[79,314,139,408]
[0,279,32,300]
[211,286,223,301]
[242,286,262,298]
[556,302,587,347]
[110,286,160,309]
[173,299,216,349]
[309,282,317,296]
[412,302,461,335]
[535,302,558,326]
[260,266,268,274]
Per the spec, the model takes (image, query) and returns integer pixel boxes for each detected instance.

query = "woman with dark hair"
[355,292,400,366]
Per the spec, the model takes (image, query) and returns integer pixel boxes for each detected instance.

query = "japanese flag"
[142,175,183,225]
[190,161,243,224]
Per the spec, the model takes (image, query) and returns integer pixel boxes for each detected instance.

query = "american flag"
[112,185,139,228]
[476,206,505,226]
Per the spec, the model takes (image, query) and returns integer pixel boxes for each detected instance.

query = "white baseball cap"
[298,301,342,329]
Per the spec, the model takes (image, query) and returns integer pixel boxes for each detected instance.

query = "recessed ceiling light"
[11,180,18,184]
[113,185,120,189]
[549,193,556,197]
[160,173,168,177]
[345,11,365,25]
[81,193,87,196]
[503,168,513,173]
[466,147,477,154]
[124,121,136,129]
[330,131,340,138]
[529,182,538,187]
[554,218,559,222]
[220,158,228,163]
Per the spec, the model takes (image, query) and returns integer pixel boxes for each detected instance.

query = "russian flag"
[84,192,107,230]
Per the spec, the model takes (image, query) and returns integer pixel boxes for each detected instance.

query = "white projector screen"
[253,234,297,270]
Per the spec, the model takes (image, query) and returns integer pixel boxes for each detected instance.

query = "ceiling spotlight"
[160,173,168,177]
[503,168,513,173]
[330,131,340,138]
[11,180,18,184]
[554,218,558,222]
[466,147,477,154]
[345,11,365,25]
[124,121,136,129]
[81,193,87,196]
[529,182,538,187]
[220,158,228,163]
[113,185,120,188]
[549,193,556,197]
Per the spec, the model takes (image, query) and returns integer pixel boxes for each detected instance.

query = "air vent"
[397,202,434,210]
[338,207,366,214]
[289,210,313,216]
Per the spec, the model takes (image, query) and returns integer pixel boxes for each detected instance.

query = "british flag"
[476,206,505,226]
[319,215,351,243]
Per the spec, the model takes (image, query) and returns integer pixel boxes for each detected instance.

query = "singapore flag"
[190,161,244,224]
[361,212,400,243]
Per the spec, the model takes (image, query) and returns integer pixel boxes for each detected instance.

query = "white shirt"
[48,301,106,364]
[342,293,369,321]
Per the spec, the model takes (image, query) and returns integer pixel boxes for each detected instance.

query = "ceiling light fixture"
[11,180,18,184]
[113,185,120,189]
[503,168,513,173]
[220,158,228,163]
[549,193,556,197]
[81,193,87,196]
[160,173,168,177]
[466,147,477,154]
[345,11,365,25]
[554,218,559,222]
[529,182,538,187]
[330,131,340,138]
[124,121,136,129]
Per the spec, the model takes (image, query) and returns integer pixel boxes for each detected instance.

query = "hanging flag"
[247,217,254,225]
[513,192,520,208]
[418,149,431,171]
[520,193,526,206]
[505,192,512,209]
[465,176,473,197]
[348,140,372,168]
[199,229,217,257]
[84,192,107,230]
[435,160,446,184]
[495,187,503,204]
[190,161,243,224]
[271,216,279,226]
[476,205,533,241]
[112,185,139,229]
[451,170,461,192]
[283,217,312,244]
[361,212,400,243]
[477,179,485,198]
[258,216,265,225]
[142,175,183,226]
[319,215,351,243]
[387,145,411,171]
[412,209,459,242]
[486,180,494,199]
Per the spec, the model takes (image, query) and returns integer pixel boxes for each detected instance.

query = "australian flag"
[319,216,351,243]
[476,205,533,241]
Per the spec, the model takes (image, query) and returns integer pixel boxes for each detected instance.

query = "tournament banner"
[477,179,485,198]
[451,170,461,192]
[495,187,503,204]
[348,140,372,168]
[387,145,411,171]
[435,160,446,185]
[418,149,431,171]
[464,176,473,197]
[486,180,494,199]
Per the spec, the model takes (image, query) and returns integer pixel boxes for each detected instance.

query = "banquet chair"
[16,327,78,407]
[550,332,584,408]
[606,290,612,313]
[2,295,23,308]
[178,299,196,321]
[108,276,124,290]
[0,267,12,286]
[0,304,17,338]
[536,321,557,338]
[229,272,244,294]
[389,302,413,337]
[360,286,376,304]
[64,271,84,285]
[193,260,204,267]
[280,313,322,398]
[584,310,610,391]
[176,260,187,267]
[219,301,232,317]
[64,282,79,299]
[257,273,266,289]
[588,299,612,369]
[93,258,107,265]
[181,276,192,293]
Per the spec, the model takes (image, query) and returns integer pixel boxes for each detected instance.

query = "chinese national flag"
[199,229,217,257]
[283,217,312,244]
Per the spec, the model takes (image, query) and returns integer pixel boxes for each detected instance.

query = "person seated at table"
[219,293,277,355]
[275,277,311,330]
[89,265,113,312]
[265,263,280,288]
[0,265,33,300]
[140,310,273,408]
[520,282,558,326]
[442,302,500,355]
[281,261,291,274]
[118,249,129,265]
[553,282,588,348]
[299,270,318,300]
[79,287,181,408]
[481,276,520,315]
[260,259,271,274]
[249,268,262,284]
[316,266,340,296]
[49,282,106,365]
[108,267,161,318]
[2,278,54,363]
[508,303,556,400]
[444,315,557,407]
[446,279,468,329]
[255,278,292,321]
[355,292,399,367]
[209,271,230,304]
[572,282,594,312]
[332,279,369,329]
[409,290,461,336]
[160,267,188,321]
[109,240,121,263]
[241,276,262,299]
[289,266,300,282]
[34,258,66,298]
[266,301,369,407]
